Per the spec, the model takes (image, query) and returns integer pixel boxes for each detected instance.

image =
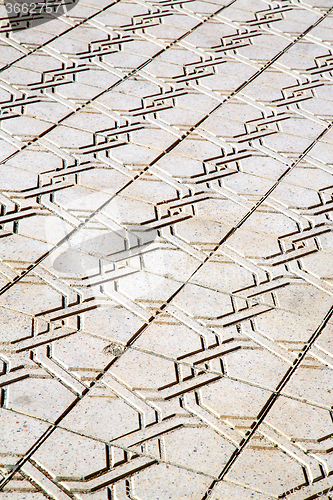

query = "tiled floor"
[1,0,333,498]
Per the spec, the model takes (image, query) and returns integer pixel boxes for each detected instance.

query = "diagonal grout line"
[1,75,333,500]
[0,407,224,482]
[1,5,333,493]
[207,122,333,257]
[0,131,329,496]
[0,0,123,74]
[200,305,333,499]
[0,0,238,167]
[0,0,229,74]
[1,4,332,297]
[123,121,333,348]
[0,0,330,169]
[0,424,56,490]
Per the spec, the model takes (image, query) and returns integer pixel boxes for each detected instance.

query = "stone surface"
[1,0,333,498]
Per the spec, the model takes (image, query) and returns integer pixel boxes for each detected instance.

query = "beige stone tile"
[52,332,113,372]
[0,306,32,343]
[109,348,176,390]
[60,386,141,442]
[5,377,76,423]
[2,0,333,498]
[199,377,271,419]
[162,425,235,476]
[0,409,49,457]
[209,481,272,499]
[282,362,333,409]
[132,463,213,500]
[258,396,333,481]
[0,282,62,315]
[134,321,204,359]
[83,306,145,345]
[173,283,233,319]
[223,347,291,389]
[224,436,307,498]
[32,428,107,481]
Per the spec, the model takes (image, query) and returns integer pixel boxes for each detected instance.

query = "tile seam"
[1,4,332,296]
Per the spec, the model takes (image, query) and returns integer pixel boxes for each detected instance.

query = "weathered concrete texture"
[1,0,333,498]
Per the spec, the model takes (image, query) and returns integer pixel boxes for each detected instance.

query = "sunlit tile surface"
[1,0,333,498]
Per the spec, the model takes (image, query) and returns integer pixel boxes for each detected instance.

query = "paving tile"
[1,0,333,498]
[223,432,309,498]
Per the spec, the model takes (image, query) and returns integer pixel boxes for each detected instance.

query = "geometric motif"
[1,0,333,498]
